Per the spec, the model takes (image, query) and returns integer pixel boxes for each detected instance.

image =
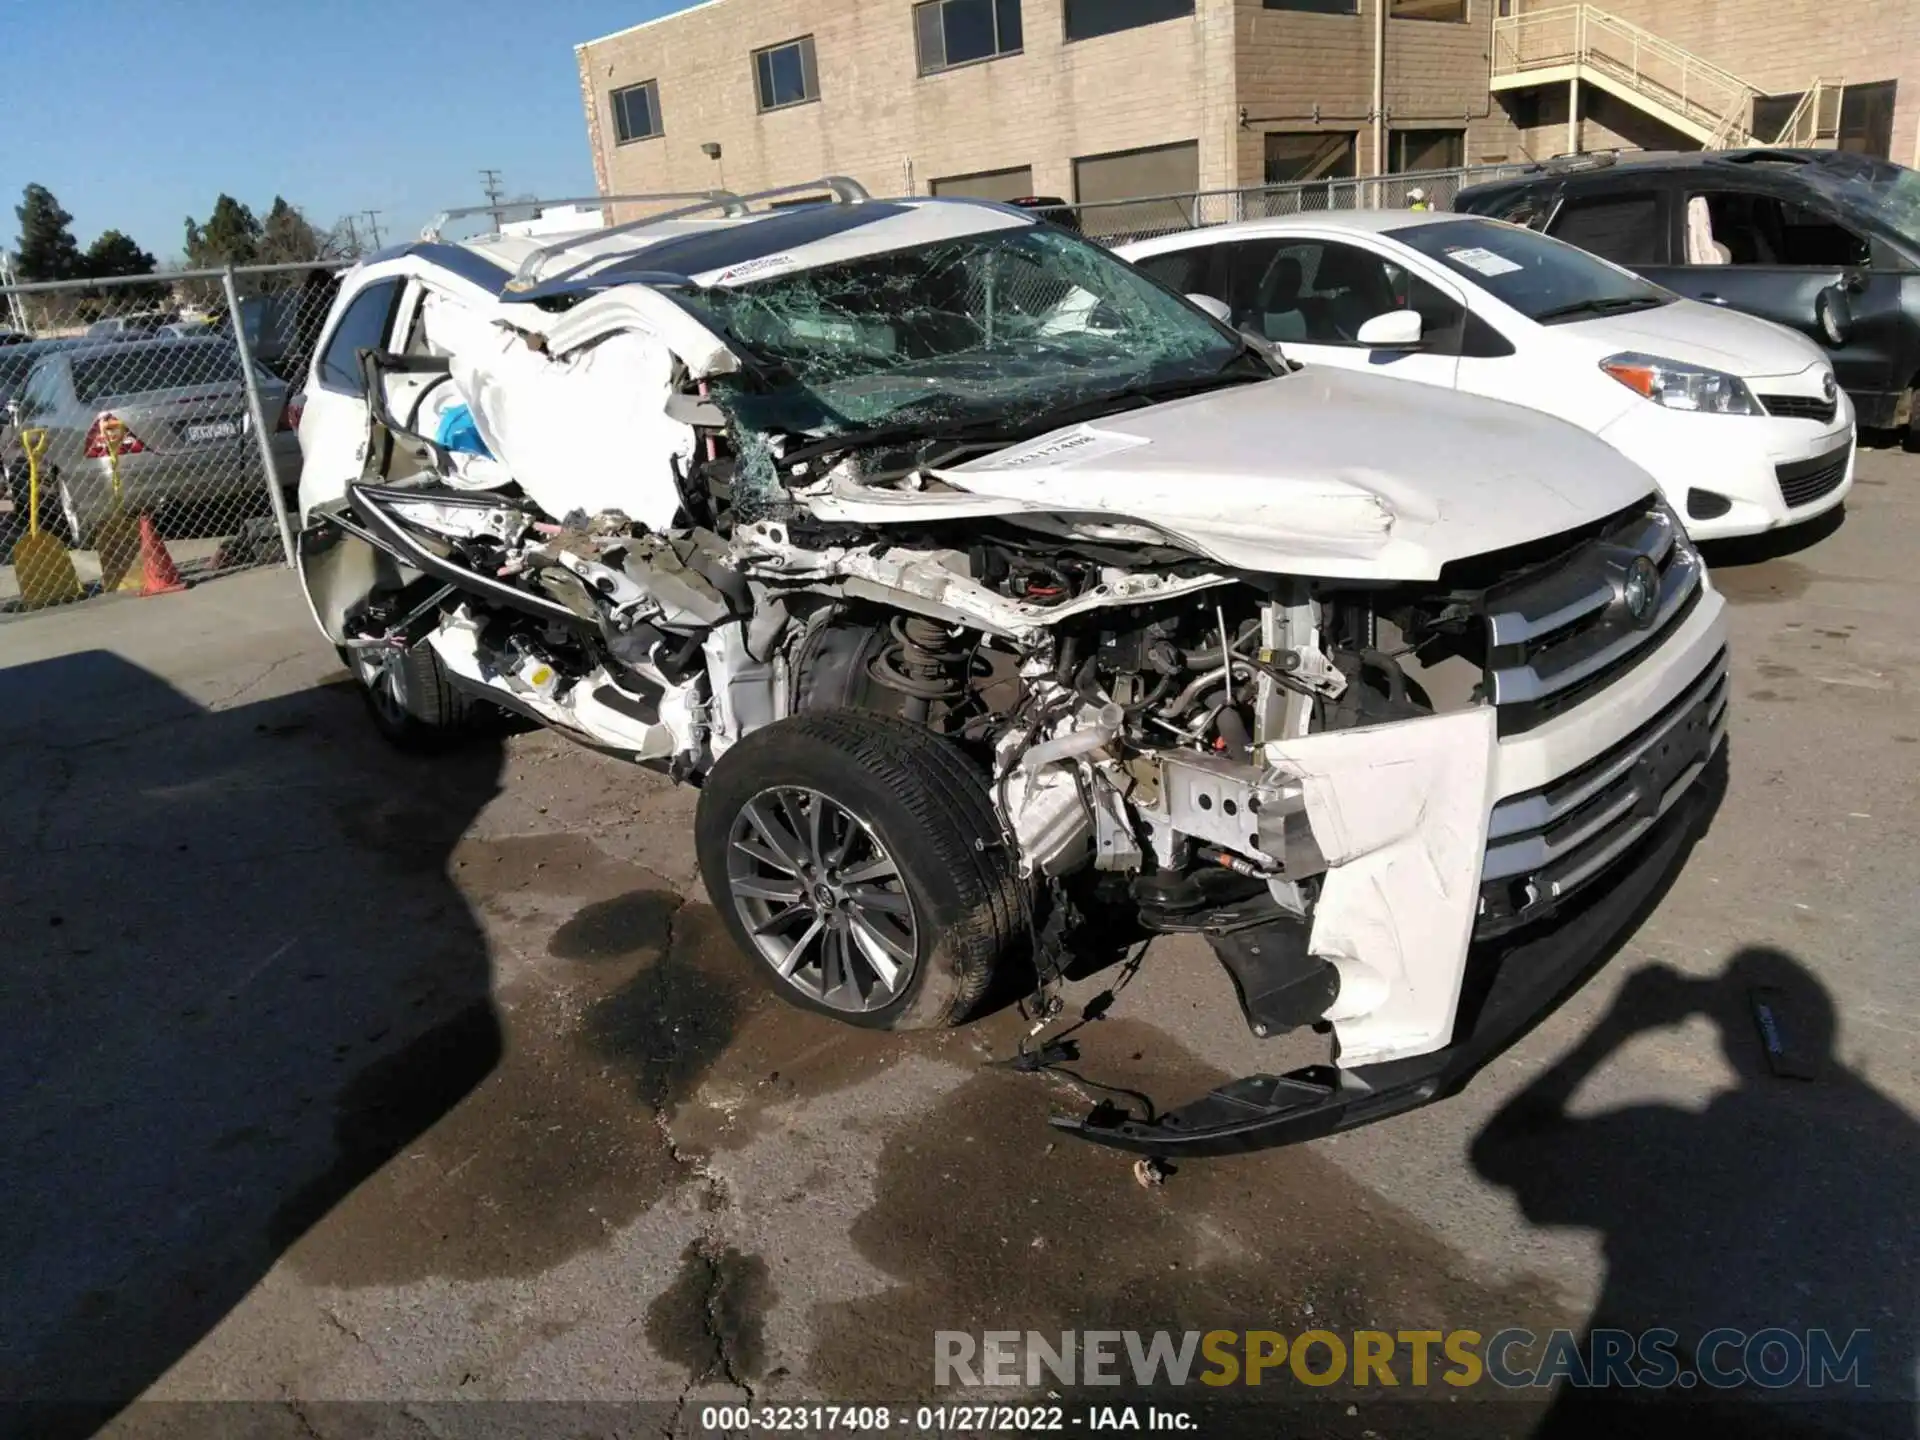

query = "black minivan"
[1456,150,1920,439]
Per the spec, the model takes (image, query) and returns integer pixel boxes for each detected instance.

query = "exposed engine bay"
[298,209,1725,1154]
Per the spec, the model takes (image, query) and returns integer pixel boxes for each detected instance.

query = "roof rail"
[420,190,747,243]
[503,175,872,295]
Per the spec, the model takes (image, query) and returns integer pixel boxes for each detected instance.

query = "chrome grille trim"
[1484,649,1729,880]
[1483,508,1674,648]
[1487,543,1701,707]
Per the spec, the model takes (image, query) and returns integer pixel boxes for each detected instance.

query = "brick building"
[573,0,1919,212]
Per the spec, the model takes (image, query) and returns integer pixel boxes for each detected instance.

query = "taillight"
[83,414,148,459]
[278,395,304,432]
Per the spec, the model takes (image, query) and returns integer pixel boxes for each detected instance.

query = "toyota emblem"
[1822,371,1837,402]
[1623,556,1661,627]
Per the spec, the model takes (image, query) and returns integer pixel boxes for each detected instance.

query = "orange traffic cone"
[130,514,187,596]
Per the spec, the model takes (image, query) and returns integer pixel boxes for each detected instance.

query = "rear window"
[71,343,244,402]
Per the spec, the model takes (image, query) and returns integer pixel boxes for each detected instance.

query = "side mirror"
[1356,310,1424,349]
[1186,293,1233,325]
[1816,283,1853,347]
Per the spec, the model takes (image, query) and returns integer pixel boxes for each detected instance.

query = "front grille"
[1477,648,1729,937]
[1482,503,1704,737]
[1759,393,1837,424]
[1777,442,1851,509]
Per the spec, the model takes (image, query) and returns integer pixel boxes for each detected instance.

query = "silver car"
[4,337,302,547]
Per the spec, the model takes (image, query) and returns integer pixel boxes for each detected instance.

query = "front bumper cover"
[1052,752,1722,1157]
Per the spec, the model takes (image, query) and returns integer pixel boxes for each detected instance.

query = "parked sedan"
[1121,211,1855,541]
[4,338,302,547]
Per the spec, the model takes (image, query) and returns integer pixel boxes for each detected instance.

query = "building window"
[1263,0,1359,13]
[1063,0,1194,44]
[611,80,662,143]
[1389,128,1464,172]
[754,36,819,111]
[930,165,1036,202]
[1837,80,1897,158]
[1390,0,1468,20]
[1265,132,1358,184]
[917,0,1023,72]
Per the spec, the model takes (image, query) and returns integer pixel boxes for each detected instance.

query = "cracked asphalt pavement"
[3,446,1918,1440]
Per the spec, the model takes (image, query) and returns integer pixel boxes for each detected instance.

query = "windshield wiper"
[778,357,1274,471]
[1533,295,1669,323]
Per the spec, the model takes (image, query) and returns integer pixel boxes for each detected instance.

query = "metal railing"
[1492,3,1762,148]
[1056,162,1543,248]
[1771,79,1845,148]
[2,260,347,614]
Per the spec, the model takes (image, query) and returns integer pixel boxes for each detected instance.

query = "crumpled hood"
[931,367,1658,581]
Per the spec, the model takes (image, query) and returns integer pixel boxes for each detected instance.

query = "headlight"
[1600,352,1761,416]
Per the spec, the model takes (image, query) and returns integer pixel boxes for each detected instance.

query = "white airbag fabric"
[1265,707,1498,1066]
[422,291,694,531]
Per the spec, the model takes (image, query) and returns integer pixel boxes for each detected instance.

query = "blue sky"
[0,0,699,263]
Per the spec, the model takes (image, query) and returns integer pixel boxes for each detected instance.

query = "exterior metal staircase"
[1491,4,1842,151]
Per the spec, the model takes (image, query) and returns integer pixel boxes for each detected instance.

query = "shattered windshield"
[667,224,1257,438]
[1804,160,1920,255]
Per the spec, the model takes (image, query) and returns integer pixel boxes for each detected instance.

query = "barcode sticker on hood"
[960,425,1151,472]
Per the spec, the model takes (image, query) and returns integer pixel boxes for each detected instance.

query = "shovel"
[8,427,81,608]
[93,416,142,593]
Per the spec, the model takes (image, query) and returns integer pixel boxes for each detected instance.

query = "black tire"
[696,710,1024,1031]
[342,640,479,750]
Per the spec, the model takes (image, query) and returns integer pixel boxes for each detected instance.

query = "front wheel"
[344,640,478,749]
[696,711,1025,1031]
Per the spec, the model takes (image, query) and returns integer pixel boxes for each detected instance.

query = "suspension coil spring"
[869,614,970,702]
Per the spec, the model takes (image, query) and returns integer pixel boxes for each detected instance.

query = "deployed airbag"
[421,292,695,531]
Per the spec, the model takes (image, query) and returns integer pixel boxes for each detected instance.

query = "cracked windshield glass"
[671,225,1267,444]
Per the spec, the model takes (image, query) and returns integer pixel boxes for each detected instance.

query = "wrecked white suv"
[295,179,1728,1155]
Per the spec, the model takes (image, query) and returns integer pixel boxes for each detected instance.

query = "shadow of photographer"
[1471,946,1919,1437]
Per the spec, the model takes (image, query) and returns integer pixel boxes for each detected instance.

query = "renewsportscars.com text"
[935,1328,1871,1392]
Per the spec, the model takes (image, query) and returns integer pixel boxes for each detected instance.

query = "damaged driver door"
[296,274,418,520]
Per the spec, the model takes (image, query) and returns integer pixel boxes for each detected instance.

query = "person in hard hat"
[1408,186,1431,211]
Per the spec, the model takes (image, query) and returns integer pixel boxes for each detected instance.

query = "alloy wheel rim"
[726,785,919,1013]
[354,649,410,727]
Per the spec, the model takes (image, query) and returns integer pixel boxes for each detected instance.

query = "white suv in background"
[1121,211,1855,542]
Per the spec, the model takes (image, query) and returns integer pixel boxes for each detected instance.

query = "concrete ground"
[3,449,1916,1440]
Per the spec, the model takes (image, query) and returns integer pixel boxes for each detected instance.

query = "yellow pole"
[9,426,82,606]
[23,427,48,535]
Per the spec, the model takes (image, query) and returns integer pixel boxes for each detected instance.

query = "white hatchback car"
[1120,211,1855,541]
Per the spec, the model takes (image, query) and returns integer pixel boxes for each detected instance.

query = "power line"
[479,169,506,232]
[361,210,384,249]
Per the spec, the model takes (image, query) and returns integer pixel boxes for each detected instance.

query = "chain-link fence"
[1,260,346,614]
[1057,161,1546,247]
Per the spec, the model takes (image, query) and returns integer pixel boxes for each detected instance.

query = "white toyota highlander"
[292,180,1728,1154]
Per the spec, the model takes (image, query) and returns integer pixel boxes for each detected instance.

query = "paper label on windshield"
[966,425,1150,472]
[708,253,799,286]
[1445,246,1523,277]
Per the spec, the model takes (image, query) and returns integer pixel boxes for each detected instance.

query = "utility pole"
[340,215,362,259]
[480,169,507,232]
[361,210,384,250]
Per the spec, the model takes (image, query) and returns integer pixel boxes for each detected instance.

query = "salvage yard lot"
[3,445,1917,1436]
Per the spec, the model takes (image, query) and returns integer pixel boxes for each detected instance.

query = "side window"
[1133,246,1214,299]
[1548,194,1668,266]
[1387,261,1466,354]
[317,280,403,395]
[1690,190,1871,268]
[1225,240,1456,347]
